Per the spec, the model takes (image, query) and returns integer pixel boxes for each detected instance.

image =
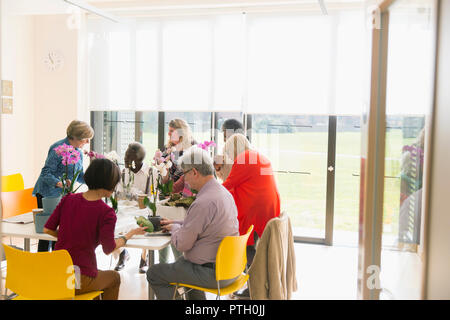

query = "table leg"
[24,238,30,252]
[147,250,155,300]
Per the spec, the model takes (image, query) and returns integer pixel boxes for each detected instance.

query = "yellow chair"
[1,173,25,192]
[2,244,103,300]
[170,225,254,300]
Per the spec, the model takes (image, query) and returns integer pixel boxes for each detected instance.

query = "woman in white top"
[115,142,153,274]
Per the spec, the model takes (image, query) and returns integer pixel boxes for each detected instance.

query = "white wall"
[0,12,36,188]
[425,0,450,300]
[33,14,80,185]
[1,9,85,188]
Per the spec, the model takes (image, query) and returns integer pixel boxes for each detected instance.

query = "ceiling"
[2,0,366,17]
[85,0,366,16]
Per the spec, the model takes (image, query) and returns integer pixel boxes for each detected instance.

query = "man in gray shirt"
[146,147,239,300]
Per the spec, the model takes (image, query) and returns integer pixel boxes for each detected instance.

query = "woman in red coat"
[216,133,281,266]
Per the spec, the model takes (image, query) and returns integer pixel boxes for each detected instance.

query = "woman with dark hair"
[43,158,146,300]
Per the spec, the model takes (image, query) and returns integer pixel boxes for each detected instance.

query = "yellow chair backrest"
[2,244,77,300]
[216,225,254,281]
[1,188,37,219]
[1,173,25,192]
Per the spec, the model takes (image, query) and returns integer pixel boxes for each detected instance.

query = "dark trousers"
[36,193,55,252]
[147,257,237,300]
[246,232,259,268]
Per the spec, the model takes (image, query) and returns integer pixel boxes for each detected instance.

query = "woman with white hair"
[218,133,281,298]
[214,131,252,182]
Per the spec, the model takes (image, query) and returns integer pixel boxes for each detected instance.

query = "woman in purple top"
[44,158,146,300]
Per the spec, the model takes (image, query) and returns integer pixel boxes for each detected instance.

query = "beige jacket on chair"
[248,211,298,300]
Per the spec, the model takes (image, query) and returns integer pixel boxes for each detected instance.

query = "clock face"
[43,51,64,71]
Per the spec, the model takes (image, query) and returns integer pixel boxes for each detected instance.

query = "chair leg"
[216,281,221,300]
[245,266,251,300]
[172,284,179,300]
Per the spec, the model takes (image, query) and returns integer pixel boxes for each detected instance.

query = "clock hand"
[49,53,54,64]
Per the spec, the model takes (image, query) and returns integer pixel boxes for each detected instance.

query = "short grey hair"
[126,142,146,161]
[179,147,214,176]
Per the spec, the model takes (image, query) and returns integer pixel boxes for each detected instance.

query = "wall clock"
[43,50,64,72]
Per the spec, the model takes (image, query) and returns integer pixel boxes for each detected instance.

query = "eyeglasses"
[183,168,193,175]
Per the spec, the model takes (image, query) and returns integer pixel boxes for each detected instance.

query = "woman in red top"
[44,158,146,300]
[216,134,281,265]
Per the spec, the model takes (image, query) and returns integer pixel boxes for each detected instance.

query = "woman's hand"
[114,227,147,251]
[56,181,63,188]
[127,227,147,238]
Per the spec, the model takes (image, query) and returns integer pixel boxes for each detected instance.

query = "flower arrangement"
[152,149,175,198]
[54,143,83,196]
[143,172,158,217]
[153,149,175,177]
[143,167,163,231]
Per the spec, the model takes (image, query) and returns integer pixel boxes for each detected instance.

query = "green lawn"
[142,130,413,237]
[252,130,413,237]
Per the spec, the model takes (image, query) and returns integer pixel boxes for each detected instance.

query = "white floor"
[1,237,422,300]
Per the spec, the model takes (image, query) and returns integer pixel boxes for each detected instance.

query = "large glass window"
[164,112,212,148]
[251,114,329,240]
[141,112,159,160]
[91,111,137,164]
[334,116,362,246]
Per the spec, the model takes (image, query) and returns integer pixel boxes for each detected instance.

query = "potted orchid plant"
[54,143,83,196]
[143,166,162,231]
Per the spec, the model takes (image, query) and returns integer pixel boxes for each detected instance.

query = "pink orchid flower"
[197,140,216,150]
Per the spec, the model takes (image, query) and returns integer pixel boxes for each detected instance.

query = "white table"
[1,201,181,300]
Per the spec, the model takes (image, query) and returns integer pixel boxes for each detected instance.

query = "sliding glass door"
[358,0,437,300]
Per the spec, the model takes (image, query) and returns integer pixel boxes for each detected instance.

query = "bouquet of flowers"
[54,143,83,196]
